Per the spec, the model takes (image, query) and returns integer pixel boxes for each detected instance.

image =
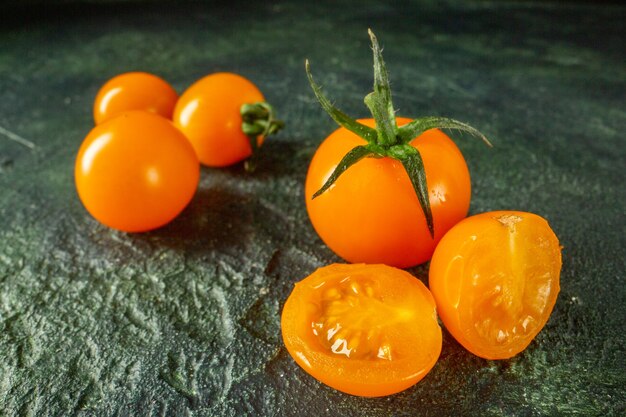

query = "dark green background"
[1,1,624,416]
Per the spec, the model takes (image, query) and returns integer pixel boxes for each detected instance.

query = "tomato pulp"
[429,211,562,359]
[281,263,442,397]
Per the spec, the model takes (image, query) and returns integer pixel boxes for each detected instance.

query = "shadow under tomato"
[141,187,253,252]
[215,138,315,182]
[140,184,294,257]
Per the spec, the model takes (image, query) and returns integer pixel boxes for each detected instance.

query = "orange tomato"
[281,263,442,397]
[75,111,200,232]
[305,118,471,268]
[429,211,562,359]
[93,72,178,124]
[173,72,265,167]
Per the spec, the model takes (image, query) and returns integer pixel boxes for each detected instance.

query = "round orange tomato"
[75,111,200,232]
[281,263,442,397]
[173,72,265,167]
[93,72,178,124]
[429,211,562,360]
[305,118,471,268]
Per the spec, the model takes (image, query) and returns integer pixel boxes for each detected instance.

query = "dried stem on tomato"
[306,29,492,237]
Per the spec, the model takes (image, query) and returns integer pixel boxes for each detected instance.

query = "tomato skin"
[305,118,471,268]
[93,72,178,124]
[75,111,200,232]
[173,72,265,167]
[281,263,442,397]
[429,211,562,360]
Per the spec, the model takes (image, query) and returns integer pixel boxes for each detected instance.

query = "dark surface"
[1,1,625,416]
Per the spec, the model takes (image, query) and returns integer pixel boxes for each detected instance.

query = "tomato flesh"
[93,72,178,124]
[305,118,471,268]
[75,111,200,232]
[281,263,442,397]
[429,211,561,359]
[173,72,265,167]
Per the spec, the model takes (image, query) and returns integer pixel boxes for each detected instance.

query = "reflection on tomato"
[429,211,562,359]
[75,111,199,232]
[281,263,442,397]
[305,118,471,268]
[93,72,178,124]
[173,72,265,167]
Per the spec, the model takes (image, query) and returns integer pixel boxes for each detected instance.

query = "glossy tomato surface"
[429,211,562,359]
[281,263,442,397]
[75,111,200,232]
[305,118,471,268]
[173,72,265,167]
[93,72,178,124]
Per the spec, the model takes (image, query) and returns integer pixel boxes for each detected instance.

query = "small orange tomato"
[75,111,199,232]
[305,118,471,268]
[93,72,178,124]
[281,263,442,397]
[173,72,265,167]
[429,211,562,360]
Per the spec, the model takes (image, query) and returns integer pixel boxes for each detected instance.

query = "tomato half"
[93,72,178,124]
[173,72,265,167]
[429,211,562,359]
[75,111,200,232]
[305,118,471,268]
[281,263,442,397]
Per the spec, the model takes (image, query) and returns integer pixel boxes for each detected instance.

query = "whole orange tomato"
[75,111,199,232]
[429,211,562,359]
[93,72,178,124]
[173,72,282,169]
[304,30,489,268]
[281,263,442,397]
[305,118,471,268]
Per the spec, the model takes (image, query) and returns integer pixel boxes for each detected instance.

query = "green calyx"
[240,101,285,172]
[306,29,492,237]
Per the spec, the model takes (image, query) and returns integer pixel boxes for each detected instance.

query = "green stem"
[312,145,374,199]
[306,29,491,238]
[305,60,378,143]
[240,102,284,172]
[366,29,398,147]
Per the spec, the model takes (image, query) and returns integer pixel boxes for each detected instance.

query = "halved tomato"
[281,263,442,397]
[429,211,562,359]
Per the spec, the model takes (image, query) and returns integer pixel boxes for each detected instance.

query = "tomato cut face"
[281,264,442,397]
[429,211,562,360]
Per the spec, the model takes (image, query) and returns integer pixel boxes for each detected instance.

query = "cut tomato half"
[281,263,442,397]
[429,211,562,359]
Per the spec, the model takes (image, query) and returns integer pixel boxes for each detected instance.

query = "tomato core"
[312,276,414,361]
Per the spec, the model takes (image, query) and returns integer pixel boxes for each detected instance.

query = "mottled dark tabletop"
[1,1,624,416]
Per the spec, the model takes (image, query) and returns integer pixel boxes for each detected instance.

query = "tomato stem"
[306,29,491,237]
[241,102,284,172]
[365,29,398,148]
